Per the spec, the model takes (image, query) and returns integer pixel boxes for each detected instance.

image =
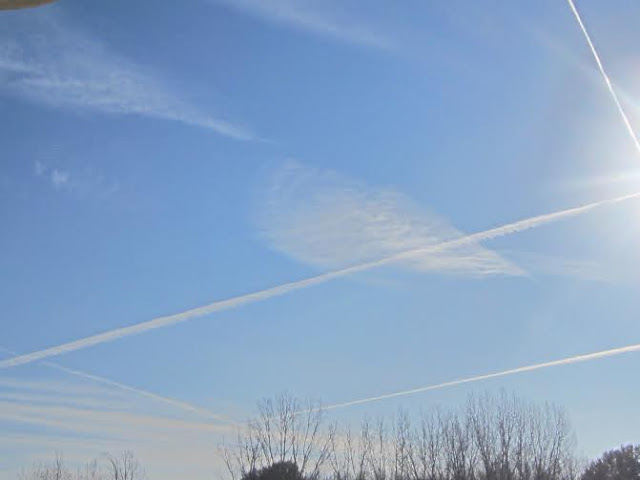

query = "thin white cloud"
[560,169,640,192]
[258,163,523,277]
[0,390,134,411]
[50,168,69,189]
[0,377,130,404]
[0,350,233,478]
[497,251,611,283]
[0,400,228,436]
[324,341,640,410]
[0,375,233,480]
[44,362,234,425]
[0,346,233,424]
[34,160,47,176]
[1,189,638,370]
[0,11,254,140]
[212,0,392,50]
[32,160,121,200]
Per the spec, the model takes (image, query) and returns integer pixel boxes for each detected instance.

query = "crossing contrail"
[324,342,640,410]
[44,362,236,425]
[1,191,639,370]
[566,0,640,155]
[0,346,235,425]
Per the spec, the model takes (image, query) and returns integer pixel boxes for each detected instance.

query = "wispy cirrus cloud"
[0,346,233,424]
[505,251,611,283]
[258,162,523,278]
[212,0,392,50]
[0,375,233,480]
[0,10,254,140]
[258,163,615,283]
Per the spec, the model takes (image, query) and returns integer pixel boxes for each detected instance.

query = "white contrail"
[1,191,639,370]
[43,363,236,425]
[324,342,640,410]
[0,346,235,425]
[566,0,640,155]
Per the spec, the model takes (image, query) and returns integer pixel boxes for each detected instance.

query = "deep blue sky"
[1,1,640,478]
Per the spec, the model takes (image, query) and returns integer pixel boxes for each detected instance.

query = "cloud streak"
[259,163,522,278]
[47,362,235,424]
[502,251,610,282]
[0,11,253,140]
[213,0,391,50]
[566,0,640,155]
[324,342,640,410]
[1,191,638,370]
[0,379,232,480]
[0,346,233,424]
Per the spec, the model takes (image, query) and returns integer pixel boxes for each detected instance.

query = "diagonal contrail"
[43,362,236,425]
[0,346,235,425]
[566,0,640,155]
[324,342,640,410]
[322,3,640,413]
[1,191,639,370]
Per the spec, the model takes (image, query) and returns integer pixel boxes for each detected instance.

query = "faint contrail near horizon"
[1,191,639,370]
[566,0,640,155]
[0,346,235,426]
[324,342,640,410]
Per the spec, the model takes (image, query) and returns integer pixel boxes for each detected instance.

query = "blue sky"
[1,0,640,478]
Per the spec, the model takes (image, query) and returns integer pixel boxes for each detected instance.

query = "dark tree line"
[582,445,640,480]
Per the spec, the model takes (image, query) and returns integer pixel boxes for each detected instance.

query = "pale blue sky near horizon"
[1,1,640,478]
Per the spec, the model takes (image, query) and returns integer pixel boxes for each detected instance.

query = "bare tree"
[75,460,105,480]
[328,418,373,480]
[368,418,391,480]
[466,392,576,480]
[322,392,576,480]
[17,452,138,480]
[222,393,335,480]
[393,411,416,480]
[20,450,143,480]
[19,452,72,480]
[410,408,446,480]
[106,451,143,480]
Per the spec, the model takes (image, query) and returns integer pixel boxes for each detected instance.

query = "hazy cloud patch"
[33,160,119,199]
[0,11,254,140]
[0,374,232,480]
[213,0,393,50]
[257,162,524,278]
